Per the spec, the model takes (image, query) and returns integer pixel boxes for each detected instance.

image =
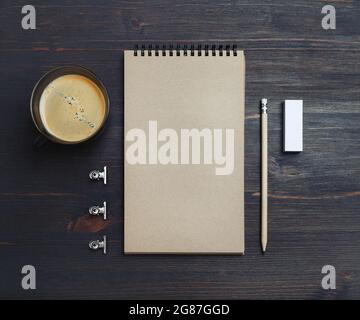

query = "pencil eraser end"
[283,100,303,152]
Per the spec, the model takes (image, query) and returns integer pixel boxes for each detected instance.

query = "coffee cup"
[31,66,109,144]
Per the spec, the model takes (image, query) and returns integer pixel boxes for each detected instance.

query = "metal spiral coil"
[134,44,238,56]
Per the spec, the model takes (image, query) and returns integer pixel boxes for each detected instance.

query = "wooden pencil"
[261,98,268,253]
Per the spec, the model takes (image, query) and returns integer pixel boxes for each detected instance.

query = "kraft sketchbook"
[124,46,245,254]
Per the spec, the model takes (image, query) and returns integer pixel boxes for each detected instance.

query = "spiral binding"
[133,44,238,57]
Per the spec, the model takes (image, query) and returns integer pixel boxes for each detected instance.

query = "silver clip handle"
[89,236,107,254]
[89,166,107,184]
[89,201,107,220]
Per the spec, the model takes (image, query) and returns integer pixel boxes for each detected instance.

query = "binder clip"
[89,166,107,184]
[89,201,107,220]
[89,236,107,254]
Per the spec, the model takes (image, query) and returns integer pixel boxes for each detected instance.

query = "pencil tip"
[261,244,267,253]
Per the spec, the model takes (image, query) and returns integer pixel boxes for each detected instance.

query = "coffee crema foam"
[39,74,106,142]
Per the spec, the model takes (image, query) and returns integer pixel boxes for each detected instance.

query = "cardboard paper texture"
[124,49,245,253]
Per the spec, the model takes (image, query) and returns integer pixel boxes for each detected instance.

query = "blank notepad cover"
[124,48,245,254]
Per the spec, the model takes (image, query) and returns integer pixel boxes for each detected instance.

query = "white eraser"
[284,100,303,152]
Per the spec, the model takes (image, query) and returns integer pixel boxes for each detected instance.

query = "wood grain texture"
[0,0,359,299]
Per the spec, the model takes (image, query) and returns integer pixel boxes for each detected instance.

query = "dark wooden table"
[0,0,359,299]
